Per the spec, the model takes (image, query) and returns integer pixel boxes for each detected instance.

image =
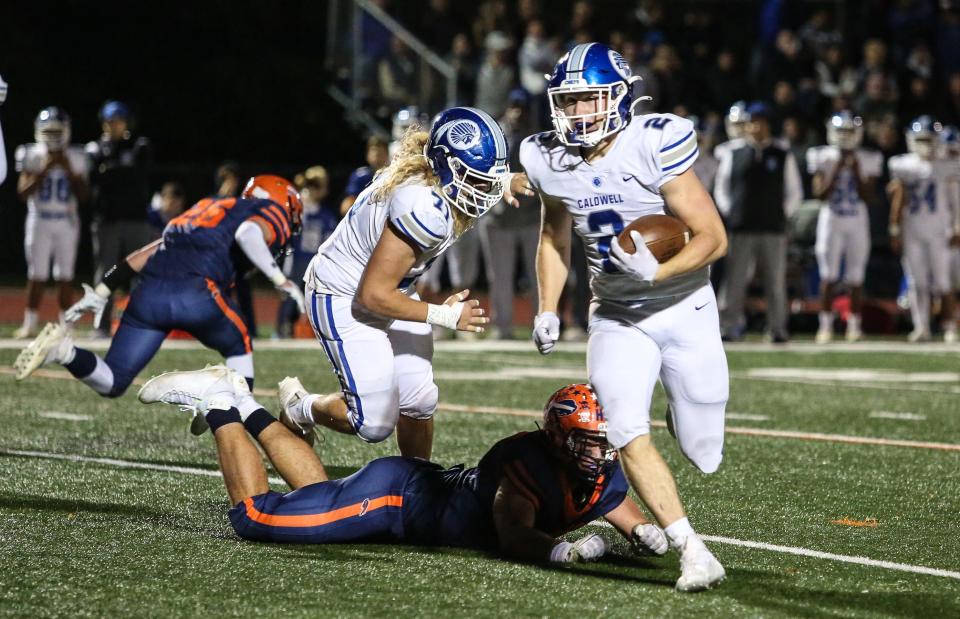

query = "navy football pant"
[229,457,442,544]
[65,277,252,397]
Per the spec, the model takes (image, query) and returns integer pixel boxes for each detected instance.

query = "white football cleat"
[814,328,832,344]
[14,322,72,381]
[138,365,243,434]
[845,326,863,342]
[13,324,37,340]
[908,329,931,343]
[675,536,726,592]
[944,326,957,344]
[278,376,316,445]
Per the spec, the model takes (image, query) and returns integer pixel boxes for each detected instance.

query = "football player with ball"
[512,43,728,591]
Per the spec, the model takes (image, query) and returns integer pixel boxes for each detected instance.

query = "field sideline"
[1,340,958,617]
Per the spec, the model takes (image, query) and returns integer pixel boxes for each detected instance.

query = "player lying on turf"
[138,369,700,582]
[14,176,305,413]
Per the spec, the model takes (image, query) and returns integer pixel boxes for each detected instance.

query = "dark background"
[0,0,364,280]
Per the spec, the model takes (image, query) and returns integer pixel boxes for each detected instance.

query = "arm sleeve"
[235,219,286,285]
[652,115,698,188]
[805,147,820,175]
[388,186,449,252]
[713,148,733,217]
[13,144,26,174]
[345,169,371,197]
[783,151,803,218]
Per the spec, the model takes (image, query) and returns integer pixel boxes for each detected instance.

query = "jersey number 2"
[587,210,624,273]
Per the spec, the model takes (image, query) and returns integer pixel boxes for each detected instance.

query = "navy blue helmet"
[34,107,71,150]
[426,107,509,217]
[546,43,641,146]
[99,100,130,122]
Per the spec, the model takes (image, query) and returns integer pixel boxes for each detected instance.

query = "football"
[617,214,691,262]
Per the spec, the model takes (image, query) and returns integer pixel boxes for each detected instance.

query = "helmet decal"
[441,120,483,151]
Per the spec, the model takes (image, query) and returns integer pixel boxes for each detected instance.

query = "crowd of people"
[346,0,960,341]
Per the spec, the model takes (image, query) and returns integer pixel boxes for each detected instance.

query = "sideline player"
[14,107,89,338]
[139,372,675,576]
[14,176,305,412]
[888,116,960,342]
[517,43,727,591]
[277,107,505,460]
[807,111,883,342]
[0,75,8,184]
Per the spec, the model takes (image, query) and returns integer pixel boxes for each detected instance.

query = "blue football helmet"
[34,107,71,150]
[99,100,130,122]
[826,111,863,150]
[906,115,942,159]
[425,107,509,218]
[546,43,642,146]
[725,101,748,140]
[940,125,960,158]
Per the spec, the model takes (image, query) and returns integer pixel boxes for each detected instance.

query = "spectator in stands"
[472,0,510,49]
[715,102,803,342]
[855,39,898,100]
[855,71,898,134]
[518,19,557,128]
[147,181,186,237]
[415,0,457,52]
[941,73,960,126]
[339,135,389,216]
[706,49,749,113]
[480,90,540,339]
[277,166,338,338]
[378,36,420,112]
[649,43,687,112]
[475,31,515,119]
[215,161,242,198]
[447,33,478,107]
[86,101,153,338]
[815,44,857,101]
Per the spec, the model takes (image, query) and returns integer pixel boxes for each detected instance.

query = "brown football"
[617,214,691,262]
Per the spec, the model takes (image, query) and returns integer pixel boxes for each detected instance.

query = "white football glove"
[609,231,659,284]
[0,75,7,105]
[276,279,306,314]
[631,523,669,556]
[550,533,610,563]
[64,283,109,324]
[532,311,560,355]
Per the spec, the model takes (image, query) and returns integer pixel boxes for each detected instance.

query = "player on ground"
[139,371,671,569]
[888,116,960,342]
[14,107,90,338]
[807,111,883,343]
[516,43,727,591]
[277,107,504,460]
[14,176,305,416]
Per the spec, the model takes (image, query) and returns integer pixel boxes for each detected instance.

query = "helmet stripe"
[568,43,595,75]
[465,107,507,161]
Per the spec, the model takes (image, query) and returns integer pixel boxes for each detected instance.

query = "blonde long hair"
[371,125,474,237]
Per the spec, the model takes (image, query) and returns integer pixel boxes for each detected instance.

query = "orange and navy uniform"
[143,196,291,288]
[227,431,628,548]
[75,196,291,397]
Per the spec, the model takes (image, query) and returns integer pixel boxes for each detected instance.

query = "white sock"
[818,311,834,331]
[664,517,696,549]
[23,309,38,330]
[79,356,115,395]
[848,313,861,331]
[293,393,320,426]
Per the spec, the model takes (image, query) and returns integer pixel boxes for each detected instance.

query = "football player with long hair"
[138,370,669,564]
[14,176,305,412]
[276,107,506,460]
[513,43,728,591]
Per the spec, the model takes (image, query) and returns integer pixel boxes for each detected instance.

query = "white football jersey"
[889,153,960,232]
[14,143,88,215]
[307,178,456,297]
[806,146,883,217]
[520,113,709,311]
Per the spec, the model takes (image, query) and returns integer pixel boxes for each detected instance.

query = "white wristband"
[549,541,573,563]
[426,302,463,330]
[94,283,112,298]
[269,271,287,287]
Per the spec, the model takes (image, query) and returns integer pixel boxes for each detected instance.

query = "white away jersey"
[806,146,883,217]
[14,143,88,215]
[307,178,456,297]
[889,153,960,232]
[520,113,708,310]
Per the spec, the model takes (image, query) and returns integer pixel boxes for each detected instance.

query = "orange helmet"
[241,174,303,232]
[542,383,617,481]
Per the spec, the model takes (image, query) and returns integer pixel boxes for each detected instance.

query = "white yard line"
[869,411,926,421]
[3,447,957,581]
[38,412,93,422]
